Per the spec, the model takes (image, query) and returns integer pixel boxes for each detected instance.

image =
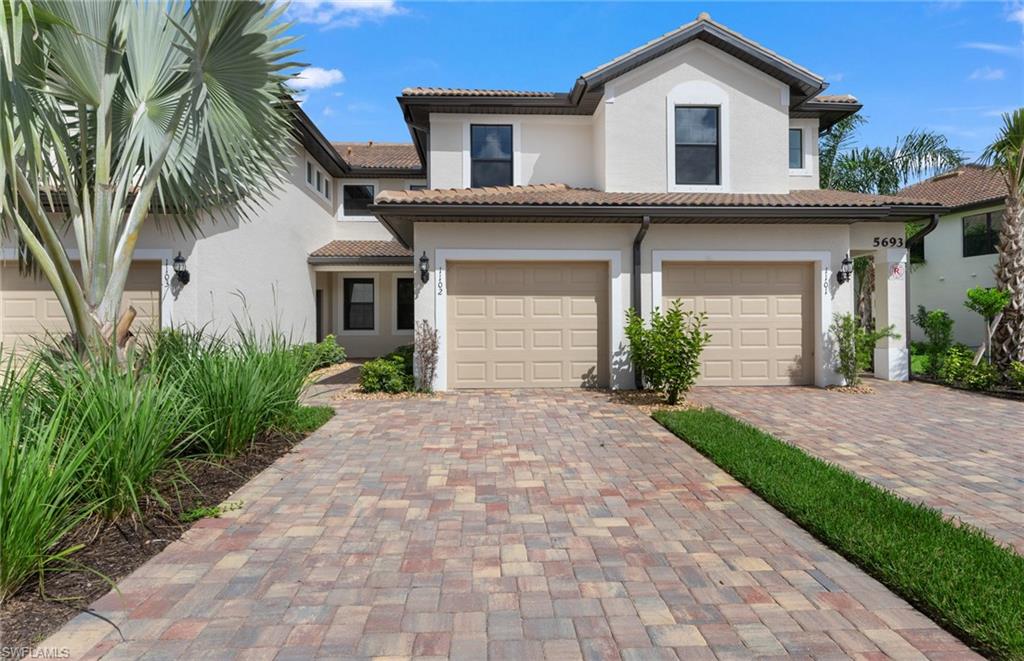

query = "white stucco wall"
[909,205,1001,346]
[337,177,426,226]
[788,118,820,190]
[414,221,861,390]
[601,41,791,194]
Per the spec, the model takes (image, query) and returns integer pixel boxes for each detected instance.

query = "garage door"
[1,261,161,356]
[662,262,813,386]
[447,261,608,388]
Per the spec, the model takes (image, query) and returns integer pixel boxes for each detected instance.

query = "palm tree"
[982,108,1024,366]
[819,117,965,326]
[0,0,296,355]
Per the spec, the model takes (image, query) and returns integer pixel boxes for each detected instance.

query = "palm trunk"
[991,197,1024,366]
[857,258,875,328]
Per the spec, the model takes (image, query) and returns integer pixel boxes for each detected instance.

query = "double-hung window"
[395,277,414,332]
[674,106,719,185]
[343,278,375,331]
[470,125,513,187]
[962,211,1002,257]
[788,128,803,169]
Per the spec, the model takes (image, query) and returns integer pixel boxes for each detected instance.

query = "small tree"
[625,302,711,405]
[830,313,899,386]
[964,287,1011,365]
[911,305,954,377]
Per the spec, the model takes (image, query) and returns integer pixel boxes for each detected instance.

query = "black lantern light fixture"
[172,251,190,285]
[419,251,430,284]
[836,253,853,285]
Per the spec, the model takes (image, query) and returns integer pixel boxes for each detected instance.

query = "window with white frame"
[470,125,513,187]
[674,107,719,185]
[788,128,803,169]
[306,159,332,202]
[343,184,375,217]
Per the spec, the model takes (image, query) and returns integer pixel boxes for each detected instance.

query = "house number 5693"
[873,236,904,248]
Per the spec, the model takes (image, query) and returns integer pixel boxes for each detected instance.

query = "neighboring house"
[0,13,944,389]
[900,165,1006,347]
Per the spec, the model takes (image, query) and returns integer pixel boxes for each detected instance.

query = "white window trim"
[461,120,522,189]
[651,249,836,387]
[340,180,378,222]
[432,249,625,392]
[392,272,415,336]
[666,81,730,193]
[306,159,333,202]
[788,125,813,177]
[337,273,379,336]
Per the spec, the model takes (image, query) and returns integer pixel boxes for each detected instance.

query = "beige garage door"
[447,261,608,388]
[662,262,813,386]
[1,261,161,355]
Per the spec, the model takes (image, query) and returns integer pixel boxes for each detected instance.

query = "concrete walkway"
[45,390,974,659]
[691,380,1024,555]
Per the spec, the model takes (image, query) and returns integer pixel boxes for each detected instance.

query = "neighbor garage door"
[662,262,813,386]
[447,261,608,388]
[1,261,161,355]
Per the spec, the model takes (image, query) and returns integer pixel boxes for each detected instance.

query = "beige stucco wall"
[601,41,791,193]
[324,267,415,357]
[909,205,1001,346]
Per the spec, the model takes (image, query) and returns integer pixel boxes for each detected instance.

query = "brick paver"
[42,390,975,659]
[691,380,1024,555]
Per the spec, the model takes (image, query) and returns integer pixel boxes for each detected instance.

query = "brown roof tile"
[375,183,939,208]
[401,87,559,98]
[898,165,1005,210]
[310,240,411,259]
[332,142,423,171]
[813,94,859,104]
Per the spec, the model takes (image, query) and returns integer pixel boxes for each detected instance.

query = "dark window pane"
[396,278,414,331]
[344,278,374,331]
[789,129,803,169]
[675,107,718,145]
[343,185,374,215]
[408,184,427,191]
[471,125,512,159]
[963,212,1000,257]
[909,238,925,263]
[675,145,718,185]
[306,161,312,184]
[471,161,513,188]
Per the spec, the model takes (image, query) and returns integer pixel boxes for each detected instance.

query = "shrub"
[939,345,1000,391]
[1007,362,1024,389]
[413,321,440,391]
[911,306,954,377]
[34,354,194,519]
[0,367,100,600]
[965,287,1011,324]
[360,354,414,393]
[293,335,346,371]
[830,313,899,386]
[625,302,711,404]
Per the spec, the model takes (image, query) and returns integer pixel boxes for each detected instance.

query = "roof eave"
[307,255,413,265]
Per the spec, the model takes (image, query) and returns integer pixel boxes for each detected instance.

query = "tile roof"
[332,142,423,171]
[309,240,412,260]
[898,165,1005,211]
[375,183,940,209]
[812,94,859,104]
[401,87,559,98]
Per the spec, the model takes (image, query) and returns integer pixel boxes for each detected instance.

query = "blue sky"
[286,1,1023,161]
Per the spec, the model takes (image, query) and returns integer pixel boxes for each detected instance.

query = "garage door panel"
[448,261,608,389]
[663,262,812,386]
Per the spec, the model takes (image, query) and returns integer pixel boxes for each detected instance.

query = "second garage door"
[447,261,608,388]
[662,262,813,386]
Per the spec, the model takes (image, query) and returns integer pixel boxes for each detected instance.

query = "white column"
[873,247,909,381]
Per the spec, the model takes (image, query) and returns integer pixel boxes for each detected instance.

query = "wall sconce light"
[836,253,853,285]
[172,251,190,285]
[419,251,430,284]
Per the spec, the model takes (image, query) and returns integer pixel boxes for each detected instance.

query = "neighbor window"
[470,124,513,187]
[963,211,1002,257]
[674,106,719,185]
[408,184,428,191]
[396,277,414,331]
[789,128,803,169]
[306,161,313,185]
[343,278,374,331]
[343,184,375,216]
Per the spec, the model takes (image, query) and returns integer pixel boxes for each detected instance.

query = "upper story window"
[343,184,375,216]
[470,125,512,187]
[306,160,331,202]
[788,129,803,169]
[963,211,1002,257]
[408,184,427,191]
[674,107,719,185]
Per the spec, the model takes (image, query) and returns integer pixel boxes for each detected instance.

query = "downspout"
[632,215,651,389]
[904,213,941,368]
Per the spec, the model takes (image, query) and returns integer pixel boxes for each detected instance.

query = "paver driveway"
[691,380,1024,555]
[45,391,974,660]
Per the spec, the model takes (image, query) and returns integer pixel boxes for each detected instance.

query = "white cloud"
[969,66,1006,80]
[1009,1,1024,27]
[286,0,404,30]
[826,72,845,83]
[292,66,346,90]
[322,106,335,117]
[960,41,1020,55]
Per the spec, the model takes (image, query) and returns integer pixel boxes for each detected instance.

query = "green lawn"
[277,405,334,435]
[653,407,1024,660]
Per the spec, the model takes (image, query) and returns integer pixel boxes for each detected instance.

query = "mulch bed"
[0,431,304,651]
[911,374,1024,401]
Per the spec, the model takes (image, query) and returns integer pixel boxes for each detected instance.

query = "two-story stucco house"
[0,14,943,390]
[900,165,1007,347]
